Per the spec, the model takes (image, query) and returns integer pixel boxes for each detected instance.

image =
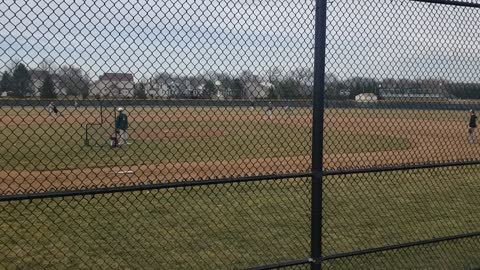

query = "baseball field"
[1,105,480,269]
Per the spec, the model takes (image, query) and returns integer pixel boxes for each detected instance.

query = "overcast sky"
[327,0,480,82]
[1,0,480,82]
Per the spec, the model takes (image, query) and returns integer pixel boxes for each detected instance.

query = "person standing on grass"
[468,109,477,144]
[47,102,60,117]
[249,100,255,111]
[47,102,54,116]
[266,101,273,119]
[115,107,129,145]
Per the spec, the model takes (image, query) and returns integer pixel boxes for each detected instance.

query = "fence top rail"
[410,0,480,8]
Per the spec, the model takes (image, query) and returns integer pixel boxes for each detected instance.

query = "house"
[213,80,225,100]
[339,89,351,97]
[146,80,169,98]
[186,77,204,98]
[355,93,378,102]
[30,70,67,97]
[91,73,134,97]
[244,81,272,99]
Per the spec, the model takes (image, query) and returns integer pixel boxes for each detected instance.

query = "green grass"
[327,108,468,121]
[1,166,480,269]
[0,106,477,269]
[0,119,410,171]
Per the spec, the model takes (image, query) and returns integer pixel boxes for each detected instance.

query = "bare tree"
[37,58,56,73]
[290,67,313,97]
[265,66,283,83]
[58,65,90,98]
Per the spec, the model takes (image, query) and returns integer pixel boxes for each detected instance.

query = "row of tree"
[134,68,314,100]
[324,75,480,100]
[0,64,33,98]
[7,61,480,100]
[0,62,90,98]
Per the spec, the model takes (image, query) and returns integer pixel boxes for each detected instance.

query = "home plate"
[112,170,135,174]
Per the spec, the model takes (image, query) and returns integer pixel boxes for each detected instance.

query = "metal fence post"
[311,0,328,269]
[100,100,104,124]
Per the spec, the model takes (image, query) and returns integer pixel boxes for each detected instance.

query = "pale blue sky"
[326,0,480,82]
[1,0,480,83]
[0,0,314,80]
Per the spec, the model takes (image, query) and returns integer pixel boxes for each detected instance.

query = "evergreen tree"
[134,83,147,99]
[277,78,300,99]
[203,80,216,99]
[11,64,33,97]
[39,74,57,99]
[229,79,245,100]
[267,85,278,99]
[0,71,11,94]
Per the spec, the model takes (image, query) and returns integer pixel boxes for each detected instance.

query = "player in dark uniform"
[469,109,477,144]
[266,101,273,119]
[115,107,129,145]
[52,104,59,116]
[48,102,60,117]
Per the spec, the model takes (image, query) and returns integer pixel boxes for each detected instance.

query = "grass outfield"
[1,106,479,268]
[1,166,480,269]
[0,107,413,171]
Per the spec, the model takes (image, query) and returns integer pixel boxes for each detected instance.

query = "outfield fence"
[4,98,480,111]
[1,0,480,269]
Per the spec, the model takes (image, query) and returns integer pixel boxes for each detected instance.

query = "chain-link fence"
[1,0,480,269]
[320,0,480,269]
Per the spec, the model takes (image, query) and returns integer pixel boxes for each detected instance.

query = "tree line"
[0,62,90,99]
[6,62,480,100]
[0,63,33,98]
[325,74,480,100]
[134,68,314,100]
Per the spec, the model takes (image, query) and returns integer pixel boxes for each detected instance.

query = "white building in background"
[355,93,378,102]
[146,80,169,98]
[91,73,134,98]
[213,80,224,100]
[339,89,351,97]
[244,81,272,99]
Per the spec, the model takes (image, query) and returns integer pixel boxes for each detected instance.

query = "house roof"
[99,73,134,81]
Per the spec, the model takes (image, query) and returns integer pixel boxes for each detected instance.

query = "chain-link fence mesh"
[321,0,480,269]
[0,0,314,269]
[323,236,480,269]
[1,0,480,269]
[1,178,311,269]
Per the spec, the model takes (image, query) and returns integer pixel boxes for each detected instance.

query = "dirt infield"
[1,107,479,195]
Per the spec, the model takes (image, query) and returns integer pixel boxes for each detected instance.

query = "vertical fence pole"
[100,100,104,124]
[311,0,328,269]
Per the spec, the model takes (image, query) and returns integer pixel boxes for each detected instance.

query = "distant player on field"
[468,109,477,144]
[115,107,130,145]
[266,101,273,119]
[47,102,54,115]
[47,102,60,117]
[249,100,255,111]
[284,104,292,115]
